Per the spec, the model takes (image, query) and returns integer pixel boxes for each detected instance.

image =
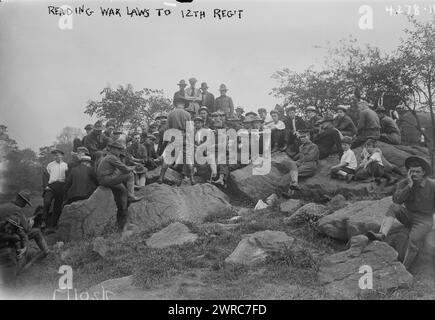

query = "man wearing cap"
[367,156,434,269]
[173,80,188,108]
[283,105,306,154]
[41,149,68,231]
[334,105,357,137]
[305,106,322,136]
[312,115,343,160]
[97,142,143,230]
[284,130,319,192]
[235,107,245,122]
[376,107,401,145]
[200,82,215,113]
[352,101,380,148]
[0,190,49,287]
[64,156,98,205]
[185,77,202,115]
[214,84,234,117]
[126,134,149,187]
[83,120,110,160]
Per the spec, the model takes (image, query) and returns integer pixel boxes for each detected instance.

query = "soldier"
[96,142,143,231]
[83,120,110,160]
[214,84,234,117]
[173,80,188,109]
[200,82,215,113]
[185,77,202,115]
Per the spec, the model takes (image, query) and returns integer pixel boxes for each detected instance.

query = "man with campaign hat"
[214,84,234,117]
[367,156,434,270]
[185,77,202,115]
[64,156,97,205]
[376,106,401,145]
[334,105,357,137]
[96,142,143,231]
[312,115,343,160]
[41,148,68,232]
[173,79,188,108]
[200,82,215,113]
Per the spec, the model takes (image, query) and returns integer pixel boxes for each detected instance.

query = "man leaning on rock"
[367,156,434,270]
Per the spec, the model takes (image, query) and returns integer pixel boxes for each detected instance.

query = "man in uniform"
[312,115,343,160]
[200,82,215,113]
[173,80,188,109]
[367,156,434,269]
[185,77,202,115]
[214,84,234,117]
[64,156,98,205]
[83,121,110,160]
[96,142,143,231]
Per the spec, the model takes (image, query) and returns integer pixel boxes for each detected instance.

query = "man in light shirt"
[265,110,286,152]
[184,77,202,115]
[41,149,68,232]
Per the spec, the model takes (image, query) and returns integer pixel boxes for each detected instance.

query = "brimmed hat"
[177,80,187,86]
[306,106,317,112]
[193,116,204,123]
[17,189,32,207]
[84,124,93,131]
[341,136,353,145]
[286,105,296,112]
[219,84,228,91]
[210,112,220,117]
[236,107,244,113]
[245,111,257,117]
[79,155,92,163]
[251,115,264,123]
[405,156,431,176]
[270,110,278,115]
[189,77,197,83]
[93,121,104,130]
[134,164,147,175]
[217,110,226,116]
[108,141,125,150]
[77,146,89,153]
[243,118,253,124]
[200,82,208,89]
[226,116,241,122]
[336,105,348,112]
[147,134,157,140]
[199,106,209,113]
[257,108,267,113]
[51,149,64,155]
[152,131,160,136]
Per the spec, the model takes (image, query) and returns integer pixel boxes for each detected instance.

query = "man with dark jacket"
[64,156,98,205]
[283,105,306,153]
[312,116,343,160]
[334,105,357,137]
[376,107,401,145]
[83,121,110,160]
[200,82,215,114]
[352,101,380,148]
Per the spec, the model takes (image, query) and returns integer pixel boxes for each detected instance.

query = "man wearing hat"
[97,142,143,231]
[200,82,215,113]
[173,80,188,108]
[214,84,234,117]
[83,120,110,160]
[258,108,272,126]
[312,115,343,160]
[376,107,401,145]
[143,134,159,170]
[367,156,434,270]
[333,105,357,137]
[283,130,319,193]
[305,106,322,136]
[352,100,380,148]
[235,107,245,121]
[41,149,68,231]
[0,190,49,286]
[68,146,90,173]
[283,105,306,154]
[64,156,98,205]
[185,77,202,115]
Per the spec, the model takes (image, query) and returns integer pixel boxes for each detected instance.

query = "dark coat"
[64,164,98,203]
[334,115,357,137]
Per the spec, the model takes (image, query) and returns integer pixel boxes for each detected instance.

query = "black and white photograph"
[1,0,435,304]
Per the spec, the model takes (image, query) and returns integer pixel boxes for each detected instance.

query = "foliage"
[3,148,41,193]
[84,84,172,129]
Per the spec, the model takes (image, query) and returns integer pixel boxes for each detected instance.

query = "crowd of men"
[1,77,433,288]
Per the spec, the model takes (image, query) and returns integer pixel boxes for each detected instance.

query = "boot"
[402,243,419,270]
[366,216,394,241]
[127,173,143,203]
[288,169,299,190]
[34,232,50,257]
[157,165,168,184]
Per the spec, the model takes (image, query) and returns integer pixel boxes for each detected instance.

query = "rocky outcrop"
[279,199,302,214]
[128,183,232,233]
[284,203,328,225]
[225,230,294,266]
[146,222,198,249]
[57,187,117,242]
[317,197,401,241]
[146,166,182,185]
[318,235,413,299]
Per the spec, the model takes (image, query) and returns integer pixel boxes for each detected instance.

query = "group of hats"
[177,79,228,92]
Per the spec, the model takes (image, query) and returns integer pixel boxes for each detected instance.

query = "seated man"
[352,101,380,148]
[284,130,319,192]
[305,106,322,137]
[367,156,434,270]
[330,136,357,181]
[83,121,110,160]
[312,115,343,160]
[265,110,286,152]
[376,107,401,145]
[96,142,143,231]
[334,105,357,137]
[283,105,306,156]
[64,156,98,205]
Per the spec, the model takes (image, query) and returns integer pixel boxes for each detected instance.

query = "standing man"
[367,156,434,270]
[173,80,188,109]
[200,82,215,113]
[42,149,68,232]
[214,84,234,117]
[376,107,401,145]
[334,105,357,137]
[352,101,380,148]
[64,156,98,205]
[184,77,202,115]
[96,142,143,231]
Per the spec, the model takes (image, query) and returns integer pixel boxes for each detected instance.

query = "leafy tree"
[84,84,172,129]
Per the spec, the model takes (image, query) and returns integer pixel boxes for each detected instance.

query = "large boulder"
[318,235,413,299]
[145,166,182,185]
[284,203,329,225]
[57,187,117,242]
[225,230,294,266]
[128,183,232,233]
[317,197,401,241]
[146,222,198,249]
[279,199,302,214]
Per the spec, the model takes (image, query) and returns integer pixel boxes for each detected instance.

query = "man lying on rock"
[367,156,434,270]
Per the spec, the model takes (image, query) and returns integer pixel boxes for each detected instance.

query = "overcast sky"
[0,0,431,150]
